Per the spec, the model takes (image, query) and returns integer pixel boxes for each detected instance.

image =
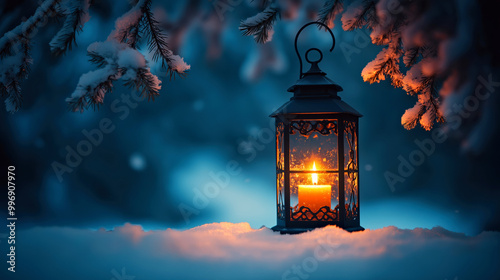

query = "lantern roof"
[270,61,362,118]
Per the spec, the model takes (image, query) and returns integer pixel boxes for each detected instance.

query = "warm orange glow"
[298,161,331,213]
[312,162,318,185]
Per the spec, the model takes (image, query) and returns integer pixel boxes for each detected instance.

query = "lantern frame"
[271,22,364,234]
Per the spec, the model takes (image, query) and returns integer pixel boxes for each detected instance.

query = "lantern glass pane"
[289,120,338,171]
[344,120,359,221]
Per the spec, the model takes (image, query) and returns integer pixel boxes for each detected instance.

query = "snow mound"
[5,222,500,279]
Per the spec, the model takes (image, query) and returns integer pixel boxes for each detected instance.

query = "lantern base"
[272,225,364,234]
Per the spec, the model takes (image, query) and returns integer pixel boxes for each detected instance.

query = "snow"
[68,64,119,100]
[117,47,147,69]
[361,47,389,83]
[341,0,365,31]
[419,106,435,131]
[319,0,344,29]
[0,0,59,51]
[49,0,91,52]
[167,53,191,74]
[68,41,160,104]
[0,52,24,83]
[401,102,423,130]
[240,6,276,28]
[107,0,145,42]
[402,58,428,93]
[6,222,499,279]
[87,41,127,61]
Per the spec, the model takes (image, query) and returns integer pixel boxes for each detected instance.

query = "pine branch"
[402,59,434,95]
[361,39,402,86]
[318,0,344,28]
[0,0,61,57]
[17,38,33,81]
[50,0,91,55]
[239,6,280,44]
[142,0,172,68]
[142,1,189,77]
[67,66,122,112]
[123,67,161,101]
[403,47,420,67]
[402,78,443,131]
[342,0,376,31]
[402,102,424,130]
[88,51,108,68]
[5,80,23,113]
[107,0,146,47]
[388,38,403,88]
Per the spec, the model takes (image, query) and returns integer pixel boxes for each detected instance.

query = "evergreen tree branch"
[318,0,344,29]
[403,47,420,67]
[0,0,61,57]
[50,0,91,55]
[87,51,108,68]
[107,0,146,47]
[239,6,280,44]
[67,66,122,112]
[142,0,171,67]
[342,0,376,31]
[123,67,161,101]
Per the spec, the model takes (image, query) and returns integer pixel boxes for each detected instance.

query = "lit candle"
[298,162,331,213]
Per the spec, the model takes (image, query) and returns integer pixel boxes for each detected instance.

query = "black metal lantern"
[271,22,363,234]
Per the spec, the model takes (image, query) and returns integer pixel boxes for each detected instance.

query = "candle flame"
[312,162,318,185]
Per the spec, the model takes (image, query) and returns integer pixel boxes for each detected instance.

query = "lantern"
[271,22,364,233]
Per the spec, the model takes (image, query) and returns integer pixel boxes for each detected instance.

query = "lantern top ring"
[294,21,335,79]
[305,48,323,64]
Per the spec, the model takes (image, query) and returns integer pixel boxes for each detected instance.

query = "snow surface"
[4,222,499,279]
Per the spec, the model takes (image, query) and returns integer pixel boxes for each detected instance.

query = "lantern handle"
[294,22,335,79]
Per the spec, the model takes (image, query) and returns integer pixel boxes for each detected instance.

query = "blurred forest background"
[0,0,499,234]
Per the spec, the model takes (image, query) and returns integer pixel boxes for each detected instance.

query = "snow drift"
[3,222,499,279]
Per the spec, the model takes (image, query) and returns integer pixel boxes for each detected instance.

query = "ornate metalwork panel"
[344,120,359,221]
[291,205,339,221]
[289,120,338,136]
[276,121,285,220]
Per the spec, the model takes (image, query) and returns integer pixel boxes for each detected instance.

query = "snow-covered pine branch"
[239,5,280,44]
[0,0,189,113]
[343,0,444,131]
[66,41,161,112]
[49,0,91,55]
[0,0,60,57]
[341,0,376,31]
[67,0,188,112]
[403,47,420,68]
[142,0,189,77]
[317,0,344,29]
[361,37,403,88]
[0,0,60,113]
